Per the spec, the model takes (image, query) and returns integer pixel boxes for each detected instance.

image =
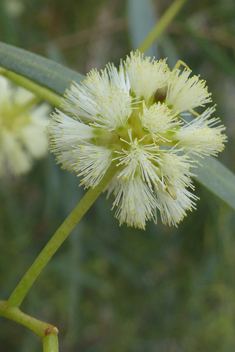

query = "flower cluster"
[0,76,50,177]
[49,52,226,229]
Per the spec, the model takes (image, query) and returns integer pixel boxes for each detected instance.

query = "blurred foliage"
[1,0,235,351]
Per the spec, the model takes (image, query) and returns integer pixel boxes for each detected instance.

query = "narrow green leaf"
[0,42,85,96]
[195,156,235,210]
[127,0,157,56]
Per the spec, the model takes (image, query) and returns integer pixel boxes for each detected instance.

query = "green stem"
[43,333,59,352]
[0,66,62,108]
[0,300,58,340]
[138,0,188,53]
[7,163,117,308]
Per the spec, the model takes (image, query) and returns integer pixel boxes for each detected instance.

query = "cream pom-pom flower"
[0,76,50,177]
[49,51,226,229]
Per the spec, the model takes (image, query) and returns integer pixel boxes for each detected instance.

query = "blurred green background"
[1,0,235,351]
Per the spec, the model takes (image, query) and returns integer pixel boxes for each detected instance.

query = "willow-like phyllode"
[49,52,226,229]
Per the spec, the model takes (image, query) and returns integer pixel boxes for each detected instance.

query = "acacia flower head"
[0,76,50,177]
[49,51,226,229]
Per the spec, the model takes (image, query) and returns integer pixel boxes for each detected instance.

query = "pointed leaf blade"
[0,42,85,96]
[195,156,235,210]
